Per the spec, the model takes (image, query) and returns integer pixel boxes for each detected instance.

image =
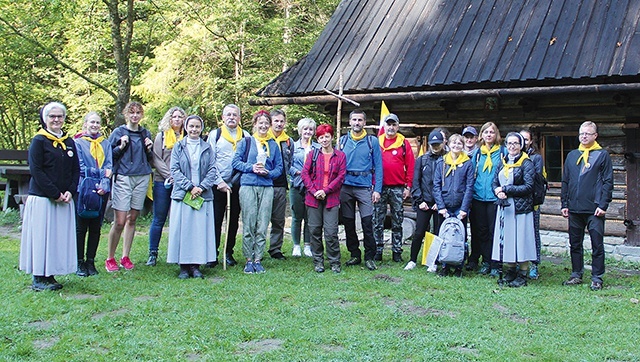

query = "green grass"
[0,222,639,361]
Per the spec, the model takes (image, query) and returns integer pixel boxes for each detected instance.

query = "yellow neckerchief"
[220,125,245,151]
[37,129,68,150]
[268,129,290,148]
[444,151,470,177]
[163,129,183,150]
[350,130,367,141]
[253,132,273,157]
[576,141,602,166]
[480,144,501,172]
[81,135,106,168]
[378,133,405,151]
[502,152,529,178]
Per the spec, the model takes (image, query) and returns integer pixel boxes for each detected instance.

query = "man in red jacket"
[373,113,415,262]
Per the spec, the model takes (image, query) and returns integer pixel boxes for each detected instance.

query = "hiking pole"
[223,189,231,271]
[496,198,509,287]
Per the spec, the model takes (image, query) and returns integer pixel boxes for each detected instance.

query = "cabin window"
[541,134,580,183]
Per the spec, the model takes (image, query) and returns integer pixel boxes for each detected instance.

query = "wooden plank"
[0,150,28,162]
[540,196,626,221]
[540,214,626,236]
[625,127,640,245]
[583,0,624,77]
[476,1,522,82]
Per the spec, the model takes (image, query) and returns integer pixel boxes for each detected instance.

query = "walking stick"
[496,198,509,287]
[223,189,231,271]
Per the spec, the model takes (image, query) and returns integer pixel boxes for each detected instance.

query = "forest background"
[0,0,339,149]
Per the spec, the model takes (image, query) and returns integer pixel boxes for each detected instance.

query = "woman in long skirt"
[20,102,80,291]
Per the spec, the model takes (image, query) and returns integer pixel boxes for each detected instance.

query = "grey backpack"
[437,217,466,266]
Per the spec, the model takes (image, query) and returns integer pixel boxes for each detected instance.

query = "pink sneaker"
[105,258,119,272]
[120,256,135,270]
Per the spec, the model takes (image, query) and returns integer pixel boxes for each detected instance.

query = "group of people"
[18,101,613,292]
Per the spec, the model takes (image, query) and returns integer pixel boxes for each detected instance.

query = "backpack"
[532,168,548,206]
[437,217,466,266]
[339,134,376,173]
[77,169,103,219]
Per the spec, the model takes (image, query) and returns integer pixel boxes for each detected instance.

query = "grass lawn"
[0,215,639,361]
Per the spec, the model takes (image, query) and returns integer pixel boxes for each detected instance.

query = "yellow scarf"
[253,132,273,157]
[378,134,405,151]
[269,129,290,148]
[502,152,529,177]
[37,129,68,150]
[350,130,367,141]
[444,152,470,177]
[480,144,500,173]
[81,136,105,168]
[163,129,183,150]
[220,125,246,151]
[576,141,602,166]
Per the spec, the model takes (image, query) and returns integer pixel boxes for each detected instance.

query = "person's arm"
[433,160,446,212]
[200,145,219,192]
[404,140,415,197]
[372,138,383,194]
[267,141,283,180]
[152,133,172,180]
[29,137,62,199]
[598,151,614,212]
[324,152,347,194]
[411,156,423,204]
[461,162,475,213]
[300,152,316,195]
[170,144,193,192]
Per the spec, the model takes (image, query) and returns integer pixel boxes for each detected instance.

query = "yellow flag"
[146,174,153,201]
[378,101,390,136]
[418,138,426,157]
[421,232,436,265]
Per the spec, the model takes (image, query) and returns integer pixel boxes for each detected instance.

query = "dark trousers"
[533,208,541,264]
[409,208,442,263]
[341,186,376,261]
[307,201,341,267]
[568,212,605,283]
[76,194,108,261]
[469,199,497,266]
[268,186,287,256]
[214,183,241,257]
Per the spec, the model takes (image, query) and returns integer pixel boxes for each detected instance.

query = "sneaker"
[120,256,135,270]
[303,245,313,257]
[365,260,377,271]
[314,265,325,273]
[146,251,158,266]
[590,281,603,291]
[453,268,463,278]
[437,265,449,277]
[563,276,583,286]
[488,268,500,278]
[76,260,88,277]
[85,259,98,276]
[465,261,478,271]
[478,262,491,275]
[345,257,361,266]
[529,264,539,280]
[105,258,119,272]
[331,265,341,273]
[292,245,302,257]
[404,261,417,270]
[243,261,254,274]
[253,261,266,274]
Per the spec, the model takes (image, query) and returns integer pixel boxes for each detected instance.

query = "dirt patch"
[0,225,21,240]
[332,297,356,308]
[237,339,283,354]
[28,320,53,330]
[209,276,225,284]
[451,344,479,356]
[69,294,101,300]
[383,297,456,318]
[320,344,345,352]
[493,303,528,324]
[91,307,128,320]
[33,337,59,349]
[397,330,413,339]
[373,274,402,283]
[186,352,202,361]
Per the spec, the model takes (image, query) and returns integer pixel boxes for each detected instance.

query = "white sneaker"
[303,245,312,257]
[404,261,417,270]
[292,245,301,257]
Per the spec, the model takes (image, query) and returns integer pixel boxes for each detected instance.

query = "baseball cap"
[462,126,478,136]
[383,113,399,124]
[427,130,444,144]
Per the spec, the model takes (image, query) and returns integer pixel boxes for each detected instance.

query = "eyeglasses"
[224,112,239,117]
[506,142,520,147]
[48,114,65,120]
[579,132,596,136]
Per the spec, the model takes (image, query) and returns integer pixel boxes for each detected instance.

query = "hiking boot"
[437,265,449,277]
[225,254,237,267]
[253,261,266,274]
[404,261,417,270]
[85,259,98,276]
[32,276,56,291]
[178,265,189,279]
[374,252,382,261]
[146,251,158,266]
[529,264,539,280]
[503,267,517,283]
[243,261,255,274]
[590,281,603,291]
[190,265,204,279]
[346,257,361,266]
[453,268,463,278]
[563,276,583,286]
[314,265,325,273]
[478,262,490,275]
[331,264,341,274]
[120,256,135,270]
[47,276,63,290]
[105,258,119,272]
[392,252,403,262]
[489,268,500,278]
[292,245,301,257]
[76,260,88,277]
[465,261,478,271]
[365,260,377,271]
[509,271,528,287]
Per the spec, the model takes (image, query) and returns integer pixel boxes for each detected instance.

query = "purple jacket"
[301,148,346,209]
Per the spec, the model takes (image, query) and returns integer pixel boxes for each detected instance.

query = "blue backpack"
[77,169,103,219]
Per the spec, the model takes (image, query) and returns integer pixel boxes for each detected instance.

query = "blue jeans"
[148,181,172,252]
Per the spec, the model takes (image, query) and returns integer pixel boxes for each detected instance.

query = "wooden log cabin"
[250,0,640,246]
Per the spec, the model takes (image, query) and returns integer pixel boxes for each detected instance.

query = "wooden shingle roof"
[256,0,640,98]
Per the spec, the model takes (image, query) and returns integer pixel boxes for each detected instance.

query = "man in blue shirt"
[340,110,383,270]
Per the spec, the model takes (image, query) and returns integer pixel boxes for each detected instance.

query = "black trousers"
[214,183,241,257]
[469,199,497,266]
[409,208,442,263]
[568,212,605,282]
[76,194,108,261]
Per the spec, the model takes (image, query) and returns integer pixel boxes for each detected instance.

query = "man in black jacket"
[561,121,613,291]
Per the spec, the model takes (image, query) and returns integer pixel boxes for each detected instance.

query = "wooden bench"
[0,150,30,211]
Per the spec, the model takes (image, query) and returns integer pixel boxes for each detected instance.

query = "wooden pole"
[336,73,343,149]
